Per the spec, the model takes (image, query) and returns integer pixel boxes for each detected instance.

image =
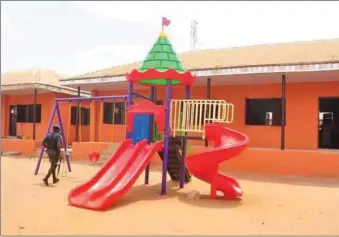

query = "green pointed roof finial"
[127,31,195,86]
[139,31,184,73]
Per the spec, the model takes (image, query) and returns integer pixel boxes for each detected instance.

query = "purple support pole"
[180,85,191,188]
[161,80,172,195]
[127,81,133,106]
[34,102,57,175]
[144,87,156,185]
[55,102,72,172]
[126,81,133,139]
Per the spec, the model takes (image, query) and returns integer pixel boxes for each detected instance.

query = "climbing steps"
[92,143,121,166]
[158,137,191,183]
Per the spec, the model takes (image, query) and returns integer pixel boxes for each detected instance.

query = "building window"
[70,106,90,125]
[245,98,283,126]
[103,102,125,125]
[81,108,90,125]
[16,105,27,123]
[202,104,220,124]
[70,106,77,125]
[190,104,219,125]
[16,104,42,123]
[27,104,42,123]
[172,101,220,126]
[155,100,163,105]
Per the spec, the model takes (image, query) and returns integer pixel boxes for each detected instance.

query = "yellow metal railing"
[170,99,234,139]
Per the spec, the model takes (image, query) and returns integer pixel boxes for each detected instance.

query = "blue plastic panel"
[130,114,151,145]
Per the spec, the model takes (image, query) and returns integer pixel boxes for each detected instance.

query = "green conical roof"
[138,31,185,85]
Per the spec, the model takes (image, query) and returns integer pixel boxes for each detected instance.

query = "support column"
[90,90,99,142]
[1,95,9,138]
[161,80,172,195]
[35,102,58,175]
[55,102,72,172]
[144,87,156,185]
[180,85,191,188]
[32,88,38,140]
[76,86,80,142]
[126,81,133,139]
[149,87,156,142]
[205,77,211,147]
[281,74,286,150]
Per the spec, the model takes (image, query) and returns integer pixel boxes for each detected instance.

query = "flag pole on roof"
[162,16,171,31]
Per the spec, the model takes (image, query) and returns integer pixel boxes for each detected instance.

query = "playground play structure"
[34,30,249,211]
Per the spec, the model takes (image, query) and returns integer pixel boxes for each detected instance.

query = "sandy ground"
[1,156,339,235]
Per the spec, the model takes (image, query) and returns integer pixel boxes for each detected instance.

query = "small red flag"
[162,17,171,27]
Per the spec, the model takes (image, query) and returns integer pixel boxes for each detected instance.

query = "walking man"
[42,124,63,186]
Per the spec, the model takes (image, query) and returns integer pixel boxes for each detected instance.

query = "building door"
[8,105,17,137]
[318,97,339,149]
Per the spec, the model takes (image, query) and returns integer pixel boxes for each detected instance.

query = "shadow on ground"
[176,191,242,209]
[36,173,87,184]
[150,168,339,188]
[33,183,57,188]
[109,180,242,210]
[225,172,339,188]
[109,181,177,210]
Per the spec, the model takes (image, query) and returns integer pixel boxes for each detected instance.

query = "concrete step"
[2,151,21,156]
[33,148,73,158]
[99,143,120,157]
[32,143,119,162]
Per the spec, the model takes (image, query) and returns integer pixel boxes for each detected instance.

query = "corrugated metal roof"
[62,38,339,80]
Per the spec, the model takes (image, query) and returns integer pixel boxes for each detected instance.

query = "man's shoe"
[43,178,49,186]
[53,178,60,184]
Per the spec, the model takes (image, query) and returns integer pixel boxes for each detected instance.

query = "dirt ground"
[1,156,339,235]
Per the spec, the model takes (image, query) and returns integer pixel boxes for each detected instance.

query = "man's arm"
[56,135,62,154]
[42,136,48,148]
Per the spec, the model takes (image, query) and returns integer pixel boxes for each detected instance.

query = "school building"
[59,38,339,178]
[1,68,90,155]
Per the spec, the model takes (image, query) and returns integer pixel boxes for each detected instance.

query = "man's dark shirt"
[43,132,62,154]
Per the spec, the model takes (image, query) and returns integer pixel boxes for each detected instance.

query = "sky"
[1,1,339,77]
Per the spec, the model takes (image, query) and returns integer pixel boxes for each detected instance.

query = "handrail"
[170,99,234,139]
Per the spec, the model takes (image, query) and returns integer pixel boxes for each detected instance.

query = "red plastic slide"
[186,123,249,200]
[68,139,163,210]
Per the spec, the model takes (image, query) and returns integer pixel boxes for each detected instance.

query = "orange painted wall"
[149,146,339,178]
[4,80,336,153]
[214,81,339,150]
[91,81,339,150]
[1,139,41,155]
[1,92,90,144]
[71,142,110,160]
[70,142,339,178]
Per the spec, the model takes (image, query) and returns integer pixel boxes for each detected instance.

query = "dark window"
[27,104,42,123]
[172,101,219,126]
[15,104,42,123]
[16,105,27,122]
[103,102,125,124]
[155,100,163,105]
[188,103,219,125]
[70,106,78,125]
[81,107,90,125]
[202,103,220,125]
[103,102,113,124]
[245,98,283,126]
[71,106,90,125]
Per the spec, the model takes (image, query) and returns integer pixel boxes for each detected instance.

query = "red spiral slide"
[186,123,249,200]
[68,139,163,210]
